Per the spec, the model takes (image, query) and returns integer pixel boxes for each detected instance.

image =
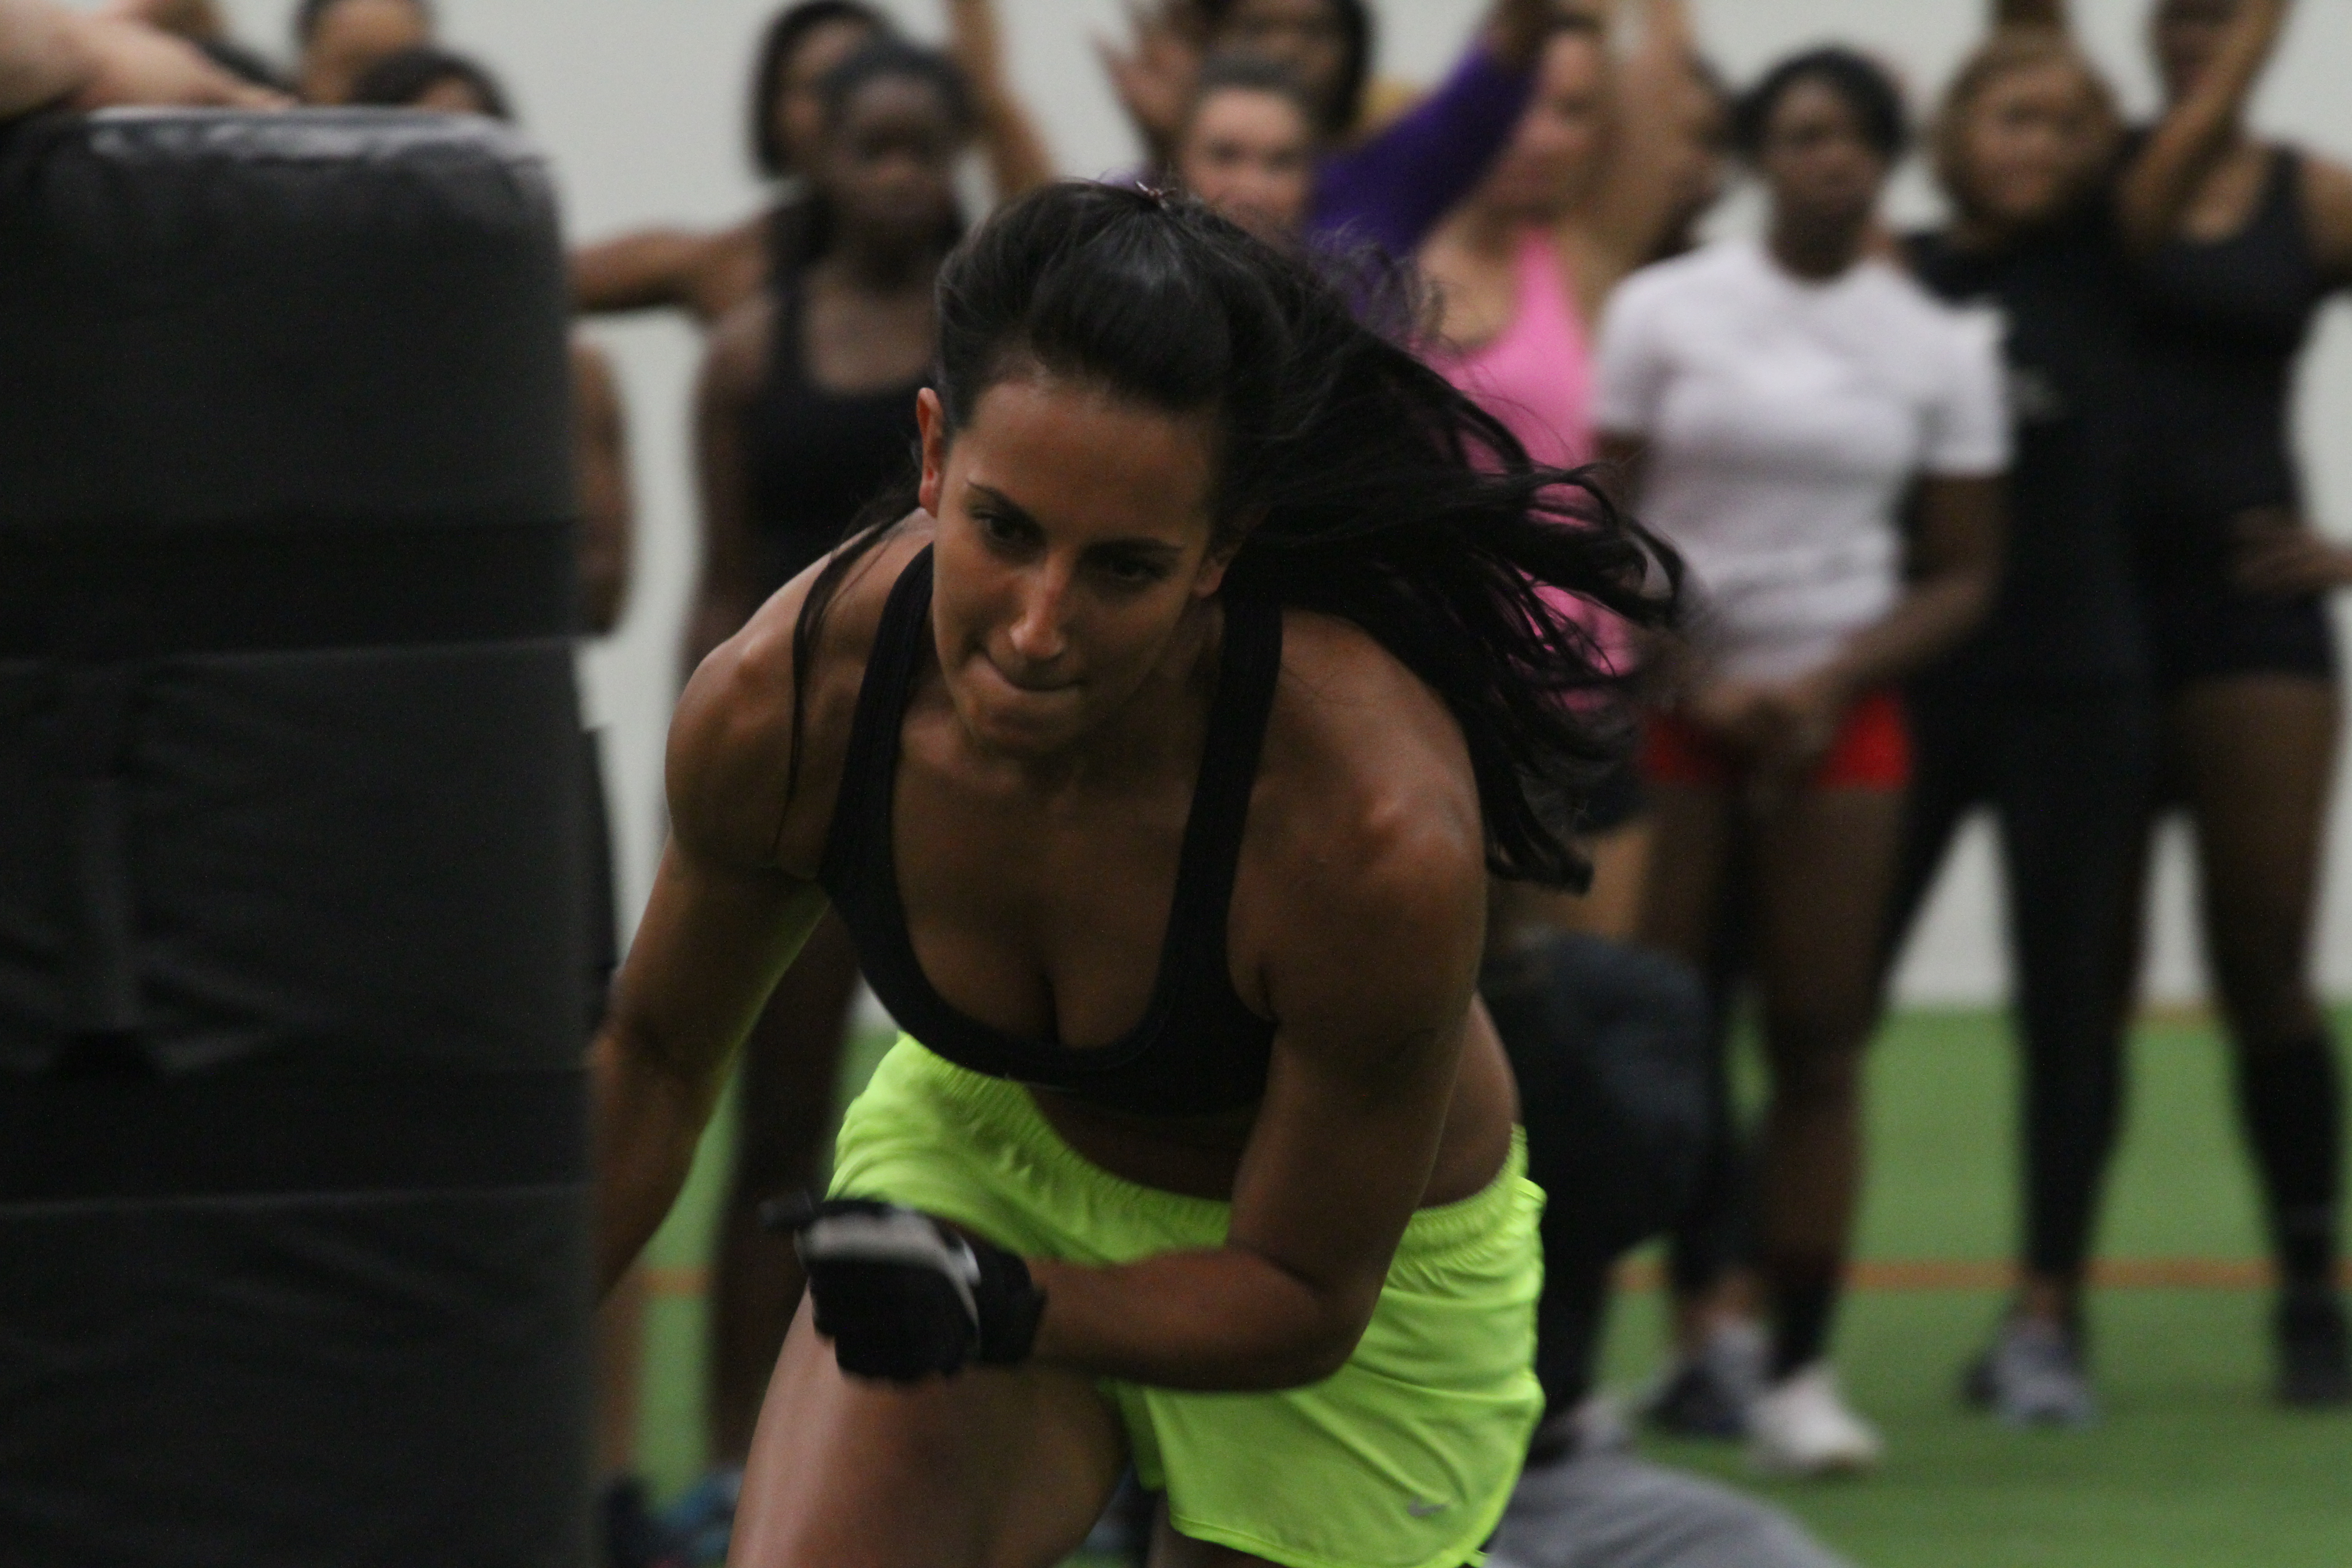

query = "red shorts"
[1641,688,1910,792]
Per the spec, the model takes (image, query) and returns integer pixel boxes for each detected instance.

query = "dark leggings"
[1882,682,2156,1284]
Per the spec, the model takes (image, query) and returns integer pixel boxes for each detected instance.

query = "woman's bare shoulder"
[1248,610,1485,907]
[1228,606,1489,1034]
[668,521,936,878]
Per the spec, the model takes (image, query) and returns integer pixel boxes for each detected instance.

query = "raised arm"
[1568,0,1701,309]
[2116,0,2290,255]
[945,0,1055,198]
[1308,0,1552,257]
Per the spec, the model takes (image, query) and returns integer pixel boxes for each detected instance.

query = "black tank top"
[818,548,1282,1116]
[742,270,925,599]
[1906,206,2145,690]
[2127,144,2330,572]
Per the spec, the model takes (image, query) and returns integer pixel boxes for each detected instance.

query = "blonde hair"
[1933,28,2122,220]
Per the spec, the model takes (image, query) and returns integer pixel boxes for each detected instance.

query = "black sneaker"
[2277,1287,2352,1408]
[1964,1317,2097,1427]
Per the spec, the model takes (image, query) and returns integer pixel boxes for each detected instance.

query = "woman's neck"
[1767,216,1867,281]
[1452,199,1532,257]
[819,235,939,294]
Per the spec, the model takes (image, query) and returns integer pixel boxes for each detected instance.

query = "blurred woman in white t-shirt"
[1593,47,2008,1477]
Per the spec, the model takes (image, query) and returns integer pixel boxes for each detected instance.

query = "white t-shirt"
[1593,238,2009,682]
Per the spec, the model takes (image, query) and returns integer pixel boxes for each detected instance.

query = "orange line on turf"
[1611,1257,2351,1292]
[637,1258,2349,1299]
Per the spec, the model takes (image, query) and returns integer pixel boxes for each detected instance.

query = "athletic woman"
[686,38,974,1490]
[571,0,1049,325]
[1596,49,2007,1473]
[1105,0,1558,261]
[2094,0,2350,1406]
[291,0,426,105]
[1169,54,1319,244]
[1418,0,1712,941]
[593,181,1674,1568]
[1880,20,2147,1431]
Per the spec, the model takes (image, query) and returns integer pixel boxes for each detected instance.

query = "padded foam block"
[0,109,591,1567]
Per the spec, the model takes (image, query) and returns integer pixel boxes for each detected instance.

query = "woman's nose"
[1005,570,1070,663]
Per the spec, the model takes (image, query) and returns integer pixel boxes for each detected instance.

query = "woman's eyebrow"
[962,482,1038,525]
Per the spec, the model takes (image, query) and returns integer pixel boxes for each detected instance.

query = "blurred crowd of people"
[4,0,2349,1565]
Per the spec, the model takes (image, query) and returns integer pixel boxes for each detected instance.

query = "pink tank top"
[1431,229,1624,672]
[1431,227,1595,469]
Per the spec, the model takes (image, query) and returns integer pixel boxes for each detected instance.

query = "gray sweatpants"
[1486,1453,1854,1568]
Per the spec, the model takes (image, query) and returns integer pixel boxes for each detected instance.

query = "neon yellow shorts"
[828,1037,1546,1568]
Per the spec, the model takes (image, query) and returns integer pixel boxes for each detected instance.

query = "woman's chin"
[957,681,1089,758]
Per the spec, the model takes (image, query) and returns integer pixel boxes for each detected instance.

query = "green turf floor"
[631,1011,2352,1567]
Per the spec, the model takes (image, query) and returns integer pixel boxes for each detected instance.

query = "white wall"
[206,0,2352,1006]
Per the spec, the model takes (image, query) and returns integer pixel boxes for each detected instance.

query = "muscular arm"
[592,602,837,1291]
[1028,735,1493,1390]
[945,0,1055,199]
[570,339,635,637]
[2116,0,2290,256]
[686,300,772,676]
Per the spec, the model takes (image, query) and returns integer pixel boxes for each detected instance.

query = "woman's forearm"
[591,1027,727,1294]
[1029,1245,1372,1391]
[1818,566,1996,696]
[2117,0,2290,255]
[0,0,90,118]
[946,0,1055,198]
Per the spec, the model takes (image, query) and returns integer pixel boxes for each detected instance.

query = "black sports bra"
[818,547,1281,1115]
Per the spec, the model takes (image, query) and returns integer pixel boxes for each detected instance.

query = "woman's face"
[1757,77,1890,241]
[1176,87,1317,242]
[1212,0,1351,134]
[1475,31,1610,219]
[918,377,1230,760]
[813,75,965,254]
[2151,0,2239,104]
[299,0,429,104]
[1951,60,2112,228]
[770,17,882,177]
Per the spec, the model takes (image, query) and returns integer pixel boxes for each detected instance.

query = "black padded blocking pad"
[0,110,592,1567]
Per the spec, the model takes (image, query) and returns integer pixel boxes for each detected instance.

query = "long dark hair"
[746,0,890,178]
[794,183,1678,888]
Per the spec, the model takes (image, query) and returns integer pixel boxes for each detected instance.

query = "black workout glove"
[763,1196,1046,1381]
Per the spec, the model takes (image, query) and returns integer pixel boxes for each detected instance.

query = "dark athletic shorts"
[2146,581,2338,692]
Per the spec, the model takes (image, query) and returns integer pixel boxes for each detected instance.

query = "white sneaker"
[1747,1363,1883,1477]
